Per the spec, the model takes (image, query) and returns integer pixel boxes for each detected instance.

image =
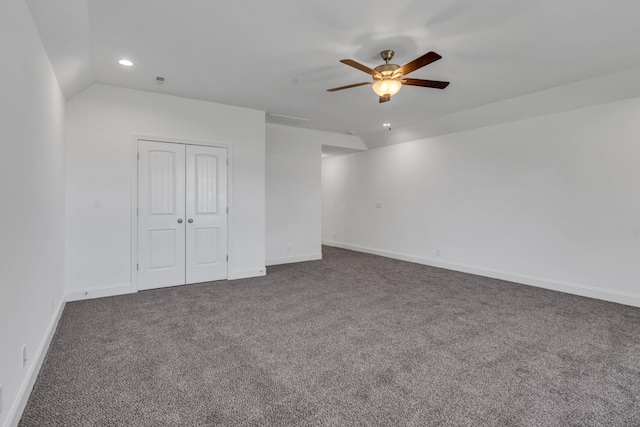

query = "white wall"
[65,84,266,298]
[0,0,66,425]
[265,124,364,265]
[266,124,321,265]
[323,97,640,307]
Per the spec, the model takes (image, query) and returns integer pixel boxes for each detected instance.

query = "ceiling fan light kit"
[328,49,449,103]
[372,78,402,97]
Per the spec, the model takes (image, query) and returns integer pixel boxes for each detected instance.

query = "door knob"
[177,219,183,223]
[188,219,194,223]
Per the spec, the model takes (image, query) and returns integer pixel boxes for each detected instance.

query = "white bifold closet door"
[138,140,228,291]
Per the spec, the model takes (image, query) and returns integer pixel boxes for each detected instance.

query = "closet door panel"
[138,141,186,290]
[185,145,228,283]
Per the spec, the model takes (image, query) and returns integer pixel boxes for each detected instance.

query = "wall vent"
[155,76,166,85]
[266,113,311,127]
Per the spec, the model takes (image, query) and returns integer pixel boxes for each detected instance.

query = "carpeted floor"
[20,246,640,426]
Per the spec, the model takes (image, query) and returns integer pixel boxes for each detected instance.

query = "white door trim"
[130,135,233,292]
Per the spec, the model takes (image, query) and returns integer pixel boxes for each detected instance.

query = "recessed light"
[383,123,391,127]
[118,59,133,67]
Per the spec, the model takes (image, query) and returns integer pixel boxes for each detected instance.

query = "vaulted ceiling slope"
[26,0,640,148]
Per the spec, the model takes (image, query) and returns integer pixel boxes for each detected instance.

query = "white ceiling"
[27,0,640,148]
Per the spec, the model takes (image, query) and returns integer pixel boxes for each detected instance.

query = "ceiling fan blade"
[398,51,442,76]
[402,78,450,89]
[340,59,381,77]
[327,82,372,92]
[379,95,391,103]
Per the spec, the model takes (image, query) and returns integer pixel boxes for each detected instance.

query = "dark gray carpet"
[20,246,640,426]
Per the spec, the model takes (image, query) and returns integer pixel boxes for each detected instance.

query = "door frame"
[130,135,233,292]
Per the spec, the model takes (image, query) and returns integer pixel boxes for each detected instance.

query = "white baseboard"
[228,267,267,280]
[322,240,640,308]
[65,283,134,302]
[6,298,65,427]
[266,252,322,266]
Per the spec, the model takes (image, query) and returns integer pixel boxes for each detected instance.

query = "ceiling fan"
[327,50,449,103]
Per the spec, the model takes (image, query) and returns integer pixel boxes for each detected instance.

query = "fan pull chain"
[387,100,391,131]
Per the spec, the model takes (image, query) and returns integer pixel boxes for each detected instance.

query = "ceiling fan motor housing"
[374,63,401,80]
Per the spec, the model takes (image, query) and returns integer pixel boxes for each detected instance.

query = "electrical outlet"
[22,344,27,368]
[375,201,382,208]
[436,248,442,257]
[333,233,337,240]
[51,295,54,311]
[286,245,291,253]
